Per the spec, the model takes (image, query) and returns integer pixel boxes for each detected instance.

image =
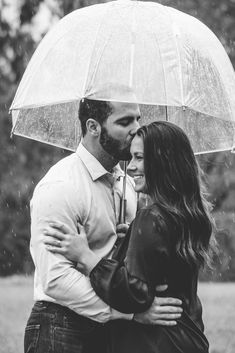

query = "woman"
[44,121,214,353]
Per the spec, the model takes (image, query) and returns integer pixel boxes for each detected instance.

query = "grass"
[0,275,34,353]
[0,277,234,353]
[198,282,235,353]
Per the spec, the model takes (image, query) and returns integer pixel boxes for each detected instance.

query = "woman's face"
[128,135,146,193]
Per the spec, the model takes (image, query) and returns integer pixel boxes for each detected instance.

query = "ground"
[0,276,234,353]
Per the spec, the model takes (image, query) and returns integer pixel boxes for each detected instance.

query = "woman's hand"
[43,221,101,275]
[116,222,130,239]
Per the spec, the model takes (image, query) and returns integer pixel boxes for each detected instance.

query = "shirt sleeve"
[90,208,169,313]
[30,181,133,322]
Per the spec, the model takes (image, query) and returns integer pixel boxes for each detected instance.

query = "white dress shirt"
[30,143,137,322]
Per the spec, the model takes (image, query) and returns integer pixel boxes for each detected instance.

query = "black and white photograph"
[0,1,235,353]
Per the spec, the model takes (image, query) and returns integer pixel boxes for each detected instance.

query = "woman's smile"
[128,135,146,193]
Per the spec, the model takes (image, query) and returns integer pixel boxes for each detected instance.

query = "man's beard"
[99,126,132,161]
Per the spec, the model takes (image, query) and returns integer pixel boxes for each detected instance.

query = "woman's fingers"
[43,227,66,240]
[48,221,71,234]
[116,223,129,238]
[43,237,62,247]
[116,223,129,232]
[45,245,65,254]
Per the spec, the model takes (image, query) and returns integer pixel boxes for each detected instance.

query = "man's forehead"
[109,100,140,117]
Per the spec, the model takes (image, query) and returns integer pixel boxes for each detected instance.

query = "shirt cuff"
[110,308,134,321]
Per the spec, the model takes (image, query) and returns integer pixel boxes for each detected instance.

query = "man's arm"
[31,181,133,323]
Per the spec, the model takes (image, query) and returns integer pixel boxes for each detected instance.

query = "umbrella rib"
[166,8,185,107]
[147,6,168,111]
[81,3,112,97]
[11,98,80,111]
[12,131,76,152]
[10,21,85,111]
[128,1,138,88]
[85,0,138,95]
[84,36,113,95]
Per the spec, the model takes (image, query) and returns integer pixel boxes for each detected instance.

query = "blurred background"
[0,1,235,353]
[1,0,235,281]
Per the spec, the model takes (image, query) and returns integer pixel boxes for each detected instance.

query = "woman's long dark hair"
[137,121,214,269]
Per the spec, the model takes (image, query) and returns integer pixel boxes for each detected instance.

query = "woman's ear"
[86,119,101,137]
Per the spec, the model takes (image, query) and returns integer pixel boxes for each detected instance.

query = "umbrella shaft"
[119,198,127,224]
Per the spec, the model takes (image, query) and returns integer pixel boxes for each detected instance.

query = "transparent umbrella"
[10,0,235,154]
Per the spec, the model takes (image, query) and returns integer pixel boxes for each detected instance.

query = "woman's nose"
[127,160,136,176]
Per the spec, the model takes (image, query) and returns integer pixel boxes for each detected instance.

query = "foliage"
[0,0,235,278]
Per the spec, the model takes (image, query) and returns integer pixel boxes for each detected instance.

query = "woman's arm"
[43,215,182,322]
[43,221,101,274]
[90,208,169,313]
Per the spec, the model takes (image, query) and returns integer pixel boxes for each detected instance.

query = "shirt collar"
[76,143,124,181]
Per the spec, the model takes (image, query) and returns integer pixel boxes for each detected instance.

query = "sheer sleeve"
[90,207,170,313]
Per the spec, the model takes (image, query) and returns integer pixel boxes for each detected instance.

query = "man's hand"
[133,296,183,326]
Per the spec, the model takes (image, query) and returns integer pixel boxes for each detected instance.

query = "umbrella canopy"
[10,0,235,153]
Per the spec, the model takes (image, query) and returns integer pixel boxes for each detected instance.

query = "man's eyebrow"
[116,115,140,122]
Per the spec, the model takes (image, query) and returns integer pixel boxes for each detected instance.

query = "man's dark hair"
[79,98,113,136]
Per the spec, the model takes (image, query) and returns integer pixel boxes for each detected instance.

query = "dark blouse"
[90,205,209,353]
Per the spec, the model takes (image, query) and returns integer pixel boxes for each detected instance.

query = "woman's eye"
[136,155,143,160]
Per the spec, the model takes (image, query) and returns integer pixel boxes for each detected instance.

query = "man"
[24,97,182,353]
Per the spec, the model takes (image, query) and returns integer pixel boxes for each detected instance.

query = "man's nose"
[130,118,140,136]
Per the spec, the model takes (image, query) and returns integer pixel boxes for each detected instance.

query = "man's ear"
[86,119,101,136]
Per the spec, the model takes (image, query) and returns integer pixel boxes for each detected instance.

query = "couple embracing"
[25,97,213,353]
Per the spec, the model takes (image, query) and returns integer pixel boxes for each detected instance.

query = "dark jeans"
[24,301,106,353]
